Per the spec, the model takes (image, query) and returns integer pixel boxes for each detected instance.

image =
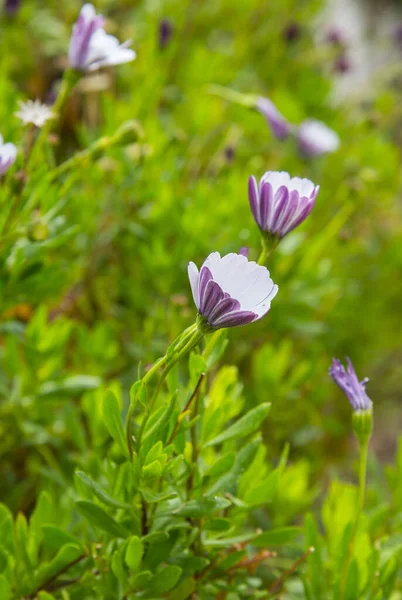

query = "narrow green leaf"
[75,471,130,509]
[205,403,271,447]
[75,501,127,537]
[102,390,129,458]
[174,496,231,518]
[253,527,301,547]
[0,576,11,600]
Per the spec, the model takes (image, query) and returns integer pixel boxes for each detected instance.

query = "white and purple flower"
[297,119,340,157]
[68,3,136,72]
[256,97,292,140]
[329,358,372,412]
[248,171,319,240]
[0,134,17,176]
[188,252,278,331]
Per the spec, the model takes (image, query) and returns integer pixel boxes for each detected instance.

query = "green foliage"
[0,0,402,598]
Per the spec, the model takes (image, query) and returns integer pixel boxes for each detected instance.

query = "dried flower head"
[69,3,136,72]
[0,134,17,176]
[188,252,278,331]
[14,100,55,128]
[248,171,319,240]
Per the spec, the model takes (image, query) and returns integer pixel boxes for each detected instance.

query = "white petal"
[188,262,200,309]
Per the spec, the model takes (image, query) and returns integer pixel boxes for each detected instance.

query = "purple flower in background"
[334,54,351,74]
[297,119,340,157]
[256,97,292,140]
[329,358,372,412]
[4,0,21,15]
[248,171,319,239]
[188,252,278,331]
[159,18,173,50]
[69,3,136,72]
[283,22,301,43]
[0,134,17,176]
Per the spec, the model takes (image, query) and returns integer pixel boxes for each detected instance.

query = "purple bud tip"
[334,54,351,74]
[224,145,235,163]
[238,247,249,257]
[283,22,301,42]
[326,27,346,46]
[393,24,402,44]
[4,0,21,15]
[329,357,372,412]
[159,18,174,50]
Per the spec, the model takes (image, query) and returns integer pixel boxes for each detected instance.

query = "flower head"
[248,171,319,240]
[0,134,17,176]
[69,3,136,72]
[14,100,54,128]
[188,252,278,331]
[297,119,340,157]
[159,18,174,50]
[256,97,292,140]
[329,358,372,412]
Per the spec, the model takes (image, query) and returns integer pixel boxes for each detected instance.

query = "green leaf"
[0,576,11,600]
[243,470,279,506]
[75,471,130,509]
[125,536,143,572]
[174,496,231,518]
[203,518,232,532]
[344,558,359,600]
[0,505,15,555]
[130,380,147,409]
[38,592,56,600]
[131,570,152,589]
[102,390,129,458]
[149,565,182,594]
[41,525,83,552]
[204,452,236,479]
[33,544,83,591]
[39,375,101,397]
[253,527,301,547]
[75,501,127,538]
[142,460,163,481]
[205,403,271,447]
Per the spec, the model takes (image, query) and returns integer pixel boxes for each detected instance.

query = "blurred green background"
[1,0,402,513]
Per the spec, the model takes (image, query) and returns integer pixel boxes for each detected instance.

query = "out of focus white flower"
[14,100,55,128]
[297,119,340,157]
[0,134,17,176]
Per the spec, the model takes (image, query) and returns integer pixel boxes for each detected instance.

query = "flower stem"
[132,323,204,452]
[339,437,369,599]
[207,84,257,108]
[28,68,81,173]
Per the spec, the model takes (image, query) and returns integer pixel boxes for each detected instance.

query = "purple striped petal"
[283,200,314,235]
[200,280,225,316]
[275,189,299,236]
[248,176,261,227]
[213,310,258,328]
[260,182,273,231]
[208,296,241,324]
[270,186,289,232]
[199,266,213,308]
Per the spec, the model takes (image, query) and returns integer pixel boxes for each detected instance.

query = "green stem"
[339,438,369,600]
[28,68,81,173]
[207,84,257,108]
[133,323,204,452]
[257,244,269,266]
